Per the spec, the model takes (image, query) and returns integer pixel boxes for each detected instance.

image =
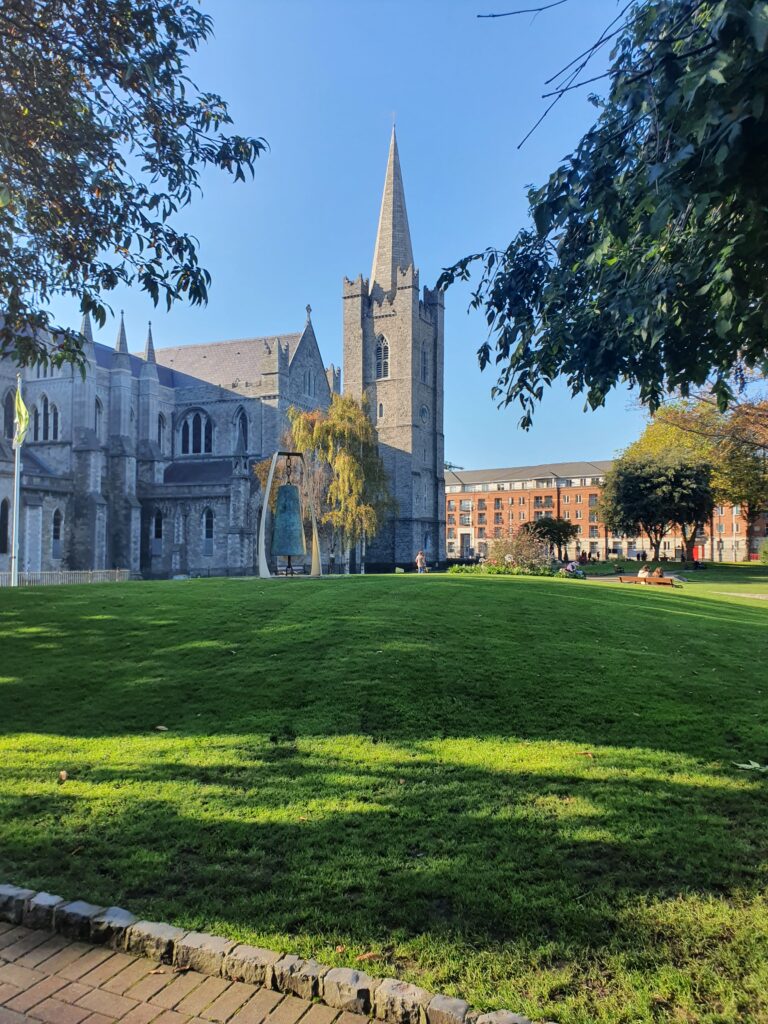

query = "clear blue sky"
[52,0,647,468]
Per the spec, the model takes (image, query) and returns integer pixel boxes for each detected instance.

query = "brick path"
[0,922,368,1024]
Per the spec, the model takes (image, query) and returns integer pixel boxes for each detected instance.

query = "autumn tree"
[0,0,265,368]
[439,0,768,427]
[627,401,768,557]
[287,396,393,572]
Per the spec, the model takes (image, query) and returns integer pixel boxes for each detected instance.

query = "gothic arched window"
[52,509,62,558]
[180,411,212,455]
[421,344,429,384]
[2,392,13,439]
[191,413,202,453]
[203,508,214,555]
[378,402,384,419]
[0,498,9,555]
[236,412,248,451]
[94,398,103,439]
[51,405,59,441]
[42,396,49,440]
[33,406,40,441]
[157,413,166,450]
[375,337,389,380]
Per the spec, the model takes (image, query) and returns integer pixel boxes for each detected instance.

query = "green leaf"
[0,187,11,208]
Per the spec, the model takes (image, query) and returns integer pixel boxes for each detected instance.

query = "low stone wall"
[0,883,532,1024]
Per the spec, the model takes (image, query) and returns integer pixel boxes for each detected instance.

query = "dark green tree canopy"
[522,515,579,558]
[439,0,768,428]
[600,455,713,558]
[0,0,265,367]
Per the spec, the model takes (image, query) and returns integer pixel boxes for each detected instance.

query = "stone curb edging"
[0,883,533,1024]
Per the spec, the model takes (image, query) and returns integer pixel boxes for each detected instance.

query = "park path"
[0,921,367,1024]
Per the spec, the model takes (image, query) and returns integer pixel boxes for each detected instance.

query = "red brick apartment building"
[445,462,768,562]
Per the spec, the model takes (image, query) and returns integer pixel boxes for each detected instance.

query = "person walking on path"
[415,550,427,573]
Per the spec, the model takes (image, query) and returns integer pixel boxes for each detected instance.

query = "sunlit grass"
[1,570,768,1023]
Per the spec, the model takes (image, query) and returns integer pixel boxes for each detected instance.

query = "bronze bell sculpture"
[271,456,306,575]
[257,451,322,578]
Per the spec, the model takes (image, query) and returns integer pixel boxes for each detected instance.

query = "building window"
[237,411,248,450]
[447,514,455,525]
[421,344,428,384]
[494,527,502,538]
[375,337,389,380]
[447,528,455,540]
[0,498,9,554]
[575,510,583,520]
[459,500,472,511]
[203,508,214,556]
[181,411,213,455]
[152,510,163,556]
[562,494,570,504]
[378,402,384,419]
[94,398,103,439]
[589,494,598,506]
[51,405,59,440]
[589,512,598,523]
[52,509,63,558]
[575,494,583,503]
[478,499,486,510]
[563,511,571,520]
[478,513,486,524]
[459,514,471,526]
[477,527,485,539]
[42,396,49,440]
[494,513,502,524]
[589,526,599,538]
[519,511,526,520]
[33,406,39,441]
[447,500,455,511]
[2,392,13,439]
[494,498,502,509]
[519,496,525,505]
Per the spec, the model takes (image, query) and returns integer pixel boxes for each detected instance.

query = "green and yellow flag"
[13,380,29,449]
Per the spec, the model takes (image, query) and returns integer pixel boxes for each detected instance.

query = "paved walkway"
[0,922,367,1024]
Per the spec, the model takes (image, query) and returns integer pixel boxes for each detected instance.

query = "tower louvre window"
[51,405,59,440]
[158,413,166,450]
[42,396,49,440]
[94,398,103,439]
[375,337,389,380]
[421,344,428,383]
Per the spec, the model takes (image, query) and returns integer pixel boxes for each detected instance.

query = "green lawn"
[2,569,768,1023]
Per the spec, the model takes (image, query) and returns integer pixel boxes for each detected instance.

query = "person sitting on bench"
[638,564,650,578]
[651,566,665,578]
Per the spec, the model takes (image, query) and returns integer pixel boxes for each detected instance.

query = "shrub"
[486,530,552,574]
[760,540,768,565]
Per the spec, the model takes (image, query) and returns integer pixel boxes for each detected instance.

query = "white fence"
[0,569,130,588]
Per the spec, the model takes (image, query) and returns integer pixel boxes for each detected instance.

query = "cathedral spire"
[144,321,156,363]
[115,311,129,354]
[370,127,414,294]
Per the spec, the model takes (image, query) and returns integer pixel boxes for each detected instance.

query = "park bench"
[618,575,675,586]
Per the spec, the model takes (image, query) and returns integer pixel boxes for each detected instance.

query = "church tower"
[343,129,446,568]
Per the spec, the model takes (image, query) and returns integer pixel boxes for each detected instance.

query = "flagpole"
[10,373,22,587]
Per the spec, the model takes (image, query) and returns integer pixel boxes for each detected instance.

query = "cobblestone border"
[0,883,532,1024]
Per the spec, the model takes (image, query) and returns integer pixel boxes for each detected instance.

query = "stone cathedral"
[0,129,445,577]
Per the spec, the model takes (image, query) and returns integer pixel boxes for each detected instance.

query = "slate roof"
[94,342,176,387]
[164,459,236,485]
[445,460,614,487]
[153,334,301,390]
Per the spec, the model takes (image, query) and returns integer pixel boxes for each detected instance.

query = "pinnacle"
[115,311,129,354]
[79,311,94,346]
[144,321,156,363]
[370,127,414,293]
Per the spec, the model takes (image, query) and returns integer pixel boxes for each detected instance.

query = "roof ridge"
[153,333,301,354]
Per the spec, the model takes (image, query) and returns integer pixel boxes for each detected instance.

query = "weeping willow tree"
[287,395,393,571]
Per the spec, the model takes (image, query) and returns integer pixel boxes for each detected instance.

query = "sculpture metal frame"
[257,451,322,579]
